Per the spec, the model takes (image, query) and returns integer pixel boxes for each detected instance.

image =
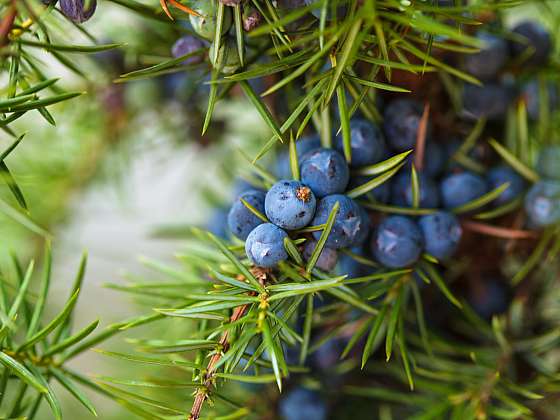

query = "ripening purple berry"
[171,36,205,65]
[60,0,97,23]
[243,8,262,32]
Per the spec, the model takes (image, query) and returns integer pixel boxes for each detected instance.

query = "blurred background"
[0,1,556,418]
[0,2,269,416]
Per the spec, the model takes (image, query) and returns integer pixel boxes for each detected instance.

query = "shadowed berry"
[383,99,430,152]
[190,0,233,40]
[336,247,373,278]
[522,80,558,120]
[60,0,96,23]
[310,337,346,371]
[524,180,560,227]
[335,119,386,168]
[418,211,462,260]
[210,38,242,75]
[408,141,445,178]
[441,171,488,209]
[464,32,508,80]
[171,36,205,65]
[265,180,317,230]
[311,195,361,249]
[443,139,486,172]
[487,166,526,206]
[300,148,349,198]
[371,216,424,268]
[468,279,509,320]
[276,135,321,179]
[279,387,327,420]
[537,145,560,180]
[227,190,266,240]
[462,83,514,120]
[245,223,288,268]
[303,240,338,272]
[207,208,230,239]
[391,172,440,208]
[510,21,552,67]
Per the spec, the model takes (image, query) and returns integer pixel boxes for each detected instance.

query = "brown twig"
[462,220,537,240]
[189,304,249,420]
[189,267,269,420]
[0,5,17,47]
[414,102,430,171]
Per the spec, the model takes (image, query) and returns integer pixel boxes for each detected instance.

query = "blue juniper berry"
[300,148,350,198]
[311,194,362,249]
[227,189,266,240]
[383,99,430,152]
[418,211,462,260]
[408,141,445,178]
[245,223,288,268]
[265,180,317,230]
[391,171,440,209]
[468,279,510,320]
[371,216,424,268]
[510,20,552,67]
[487,165,526,206]
[303,240,338,272]
[278,387,327,420]
[334,119,386,168]
[524,180,560,227]
[336,247,374,278]
[464,32,508,80]
[440,171,488,209]
[207,207,230,239]
[462,83,514,120]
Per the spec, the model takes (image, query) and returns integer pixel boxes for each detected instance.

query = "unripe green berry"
[209,38,242,75]
[189,0,233,41]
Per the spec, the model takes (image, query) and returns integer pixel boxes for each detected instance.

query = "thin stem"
[188,304,249,420]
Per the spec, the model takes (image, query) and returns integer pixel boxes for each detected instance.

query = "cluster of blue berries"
[460,20,554,121]
[225,98,551,272]
[228,139,369,268]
